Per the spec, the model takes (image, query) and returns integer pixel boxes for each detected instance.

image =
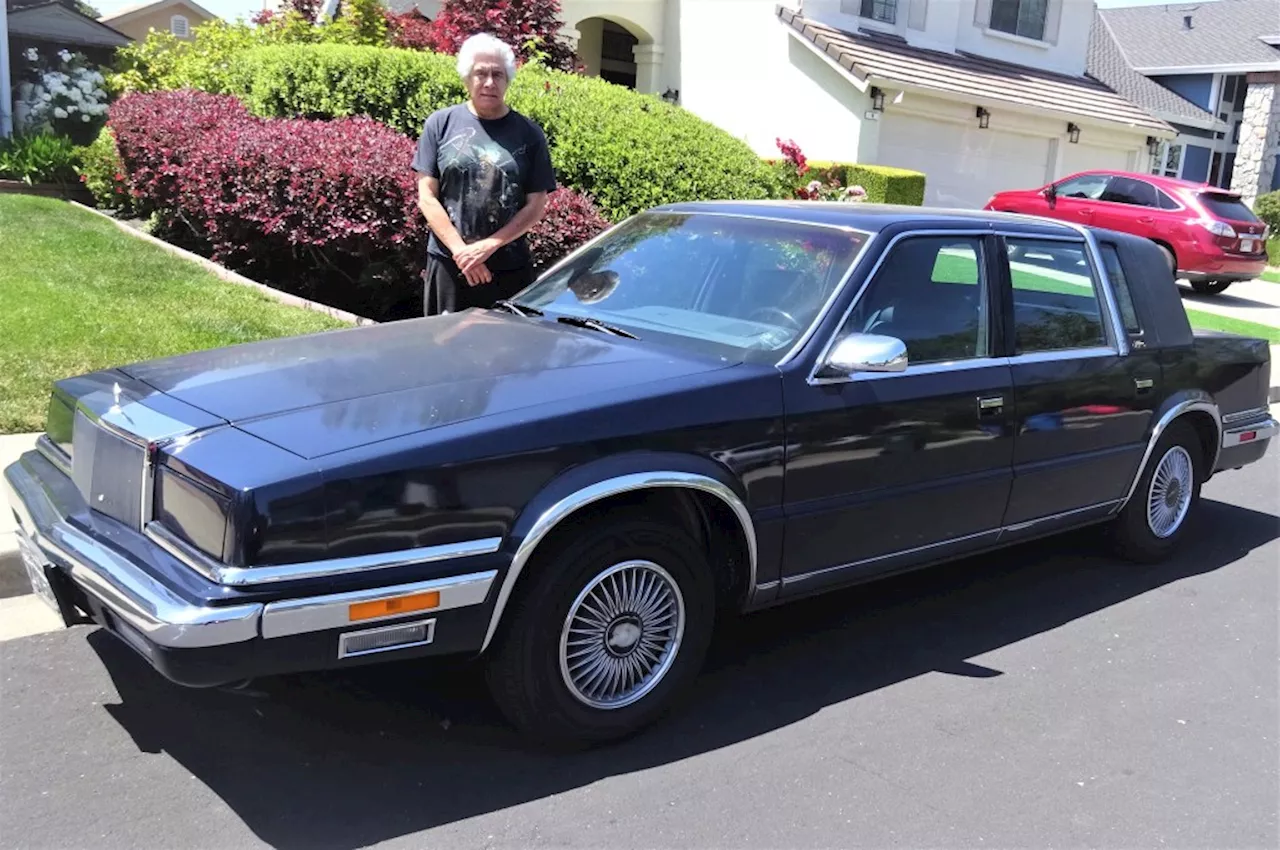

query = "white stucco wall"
[678,0,869,162]
[801,0,1095,78]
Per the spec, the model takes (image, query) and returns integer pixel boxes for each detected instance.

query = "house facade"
[1088,0,1280,206]
[98,0,217,42]
[403,0,1172,209]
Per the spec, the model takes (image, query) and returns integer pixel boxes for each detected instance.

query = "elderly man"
[413,33,557,315]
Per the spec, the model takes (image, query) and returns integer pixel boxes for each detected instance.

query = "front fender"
[481,451,757,652]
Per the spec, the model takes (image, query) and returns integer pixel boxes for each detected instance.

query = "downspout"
[1,0,13,138]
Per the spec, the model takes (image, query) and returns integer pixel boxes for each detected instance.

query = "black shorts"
[422,253,534,316]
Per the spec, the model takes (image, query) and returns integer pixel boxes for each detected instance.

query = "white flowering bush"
[12,47,110,144]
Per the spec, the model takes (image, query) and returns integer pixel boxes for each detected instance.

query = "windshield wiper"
[492,300,543,317]
[556,315,639,339]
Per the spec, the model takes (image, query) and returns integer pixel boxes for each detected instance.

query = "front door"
[998,235,1158,527]
[779,233,1015,596]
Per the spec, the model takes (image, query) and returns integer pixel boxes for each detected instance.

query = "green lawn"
[0,195,348,434]
[934,251,1280,344]
[1261,269,1280,284]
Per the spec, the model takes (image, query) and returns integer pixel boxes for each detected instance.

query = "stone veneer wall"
[1230,72,1280,207]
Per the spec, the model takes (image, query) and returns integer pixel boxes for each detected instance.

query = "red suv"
[985,170,1268,295]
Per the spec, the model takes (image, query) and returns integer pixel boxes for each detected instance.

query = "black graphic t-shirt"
[412,104,557,271]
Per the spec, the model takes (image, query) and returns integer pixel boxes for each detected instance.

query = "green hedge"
[219,44,783,221]
[806,160,926,206]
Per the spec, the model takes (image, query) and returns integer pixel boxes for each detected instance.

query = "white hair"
[456,33,517,81]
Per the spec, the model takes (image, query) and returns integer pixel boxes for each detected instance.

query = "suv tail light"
[1201,220,1237,239]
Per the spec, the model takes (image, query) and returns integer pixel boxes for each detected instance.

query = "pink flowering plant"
[773,137,867,203]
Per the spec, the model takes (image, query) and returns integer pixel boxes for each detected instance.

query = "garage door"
[1061,143,1133,179]
[877,113,1052,209]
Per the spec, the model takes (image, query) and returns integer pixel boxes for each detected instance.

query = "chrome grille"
[71,410,147,530]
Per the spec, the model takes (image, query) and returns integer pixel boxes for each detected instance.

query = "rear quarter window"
[1197,193,1260,222]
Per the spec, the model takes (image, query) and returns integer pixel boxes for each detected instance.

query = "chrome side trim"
[1222,407,1269,425]
[781,528,1002,587]
[35,435,71,478]
[776,499,1124,590]
[479,471,758,652]
[260,571,497,639]
[1118,398,1222,510]
[146,521,502,587]
[1007,346,1118,365]
[1221,416,1278,449]
[809,356,1008,386]
[1003,499,1123,533]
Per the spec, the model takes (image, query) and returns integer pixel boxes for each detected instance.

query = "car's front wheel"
[1109,420,1203,563]
[484,513,716,748]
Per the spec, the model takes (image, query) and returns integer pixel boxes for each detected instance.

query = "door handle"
[1077,208,1093,217]
[978,395,1004,415]
[1135,377,1154,395]
[1137,216,1154,224]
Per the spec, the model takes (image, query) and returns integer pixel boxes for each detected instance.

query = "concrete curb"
[69,202,378,328]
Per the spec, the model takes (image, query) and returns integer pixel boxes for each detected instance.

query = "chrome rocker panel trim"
[145,521,502,587]
[479,471,758,653]
[4,453,500,651]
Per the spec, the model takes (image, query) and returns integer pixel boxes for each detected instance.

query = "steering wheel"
[747,306,800,331]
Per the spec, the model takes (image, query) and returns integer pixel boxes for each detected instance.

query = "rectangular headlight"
[154,465,231,561]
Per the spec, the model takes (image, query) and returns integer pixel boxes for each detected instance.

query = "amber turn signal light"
[349,591,440,622]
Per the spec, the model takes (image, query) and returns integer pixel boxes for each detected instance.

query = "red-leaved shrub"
[110,90,251,215]
[427,0,580,72]
[110,90,426,317]
[527,188,609,272]
[107,90,605,319]
[384,9,436,51]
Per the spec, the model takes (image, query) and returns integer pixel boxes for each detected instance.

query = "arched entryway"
[573,15,661,94]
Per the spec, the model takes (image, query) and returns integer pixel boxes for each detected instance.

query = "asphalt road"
[2,454,1277,850]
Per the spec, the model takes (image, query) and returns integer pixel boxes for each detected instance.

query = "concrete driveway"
[1177,277,1280,328]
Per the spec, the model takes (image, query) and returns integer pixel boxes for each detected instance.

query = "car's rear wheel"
[484,513,716,748]
[1155,243,1176,278]
[1190,279,1232,295]
[1109,420,1203,563]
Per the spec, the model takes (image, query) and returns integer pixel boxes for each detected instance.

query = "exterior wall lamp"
[661,88,679,104]
[1146,135,1160,155]
[976,106,990,129]
[1067,122,1081,144]
[870,86,885,112]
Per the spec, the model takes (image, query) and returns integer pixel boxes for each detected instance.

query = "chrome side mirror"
[817,333,908,378]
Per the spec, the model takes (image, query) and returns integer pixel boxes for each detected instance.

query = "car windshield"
[1196,192,1260,223]
[515,212,868,360]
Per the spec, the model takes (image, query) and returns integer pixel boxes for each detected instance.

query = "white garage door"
[1061,143,1133,179]
[877,113,1052,209]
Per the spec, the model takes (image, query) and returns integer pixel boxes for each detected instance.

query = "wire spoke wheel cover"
[1147,445,1194,539]
[559,560,686,710]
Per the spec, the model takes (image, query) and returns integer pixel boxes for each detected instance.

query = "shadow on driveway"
[90,497,1279,850]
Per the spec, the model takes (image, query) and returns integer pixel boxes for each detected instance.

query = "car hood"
[120,311,735,459]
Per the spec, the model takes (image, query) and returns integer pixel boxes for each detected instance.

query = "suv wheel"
[1109,421,1203,563]
[484,513,716,748]
[1190,279,1232,295]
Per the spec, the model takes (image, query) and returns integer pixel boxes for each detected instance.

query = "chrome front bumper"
[3,451,498,654]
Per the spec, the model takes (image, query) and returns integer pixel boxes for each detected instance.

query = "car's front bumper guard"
[3,452,498,651]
